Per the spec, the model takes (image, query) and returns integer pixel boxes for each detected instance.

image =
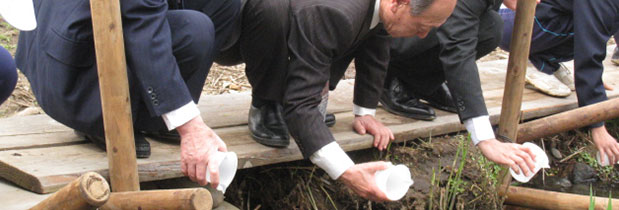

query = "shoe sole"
[379,98,436,121]
[83,134,151,158]
[250,132,290,148]
[423,101,457,114]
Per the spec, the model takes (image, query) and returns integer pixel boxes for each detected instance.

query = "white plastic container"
[596,151,618,167]
[0,0,37,31]
[509,142,550,183]
[374,163,414,201]
[205,151,238,193]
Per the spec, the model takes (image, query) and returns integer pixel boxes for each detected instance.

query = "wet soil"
[223,135,504,210]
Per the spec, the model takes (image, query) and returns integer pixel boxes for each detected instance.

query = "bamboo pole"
[496,0,538,196]
[517,97,619,143]
[90,0,139,192]
[100,188,213,210]
[505,186,619,210]
[29,172,110,210]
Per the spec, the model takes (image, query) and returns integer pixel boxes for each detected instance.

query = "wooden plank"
[1,48,618,193]
[0,131,86,152]
[0,96,610,194]
[0,178,50,210]
[0,81,357,151]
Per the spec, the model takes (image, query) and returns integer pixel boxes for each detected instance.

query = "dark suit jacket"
[16,0,194,136]
[283,0,389,158]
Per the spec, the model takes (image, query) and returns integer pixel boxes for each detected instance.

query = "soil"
[223,136,503,210]
[519,126,619,199]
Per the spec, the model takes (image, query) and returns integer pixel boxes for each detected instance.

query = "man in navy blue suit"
[16,0,240,187]
[501,0,619,165]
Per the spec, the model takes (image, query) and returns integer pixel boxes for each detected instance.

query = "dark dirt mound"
[223,135,503,210]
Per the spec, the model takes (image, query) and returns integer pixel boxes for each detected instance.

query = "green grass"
[577,151,618,182]
[590,184,596,210]
[608,191,613,210]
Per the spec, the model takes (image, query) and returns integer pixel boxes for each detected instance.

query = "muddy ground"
[1,19,618,209]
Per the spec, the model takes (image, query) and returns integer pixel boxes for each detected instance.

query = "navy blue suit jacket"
[16,0,196,136]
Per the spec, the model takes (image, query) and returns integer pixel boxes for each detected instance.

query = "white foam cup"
[596,151,618,167]
[0,0,37,31]
[374,163,414,201]
[510,142,550,183]
[205,151,238,193]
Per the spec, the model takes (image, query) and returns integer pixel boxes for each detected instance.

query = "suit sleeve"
[435,3,489,122]
[284,7,355,158]
[120,0,193,117]
[353,26,390,109]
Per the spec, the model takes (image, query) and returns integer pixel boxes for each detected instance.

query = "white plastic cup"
[0,0,37,31]
[509,142,550,183]
[596,151,618,167]
[205,151,238,193]
[374,163,414,201]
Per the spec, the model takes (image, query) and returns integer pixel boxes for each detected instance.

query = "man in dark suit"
[16,0,240,188]
[380,0,540,177]
[500,0,619,165]
[217,0,457,201]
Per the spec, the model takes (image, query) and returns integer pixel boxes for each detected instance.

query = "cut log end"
[191,188,213,210]
[79,172,111,206]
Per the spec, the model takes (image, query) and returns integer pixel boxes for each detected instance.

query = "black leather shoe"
[248,102,290,147]
[143,130,180,142]
[416,83,457,113]
[379,78,435,121]
[325,113,336,127]
[78,130,151,158]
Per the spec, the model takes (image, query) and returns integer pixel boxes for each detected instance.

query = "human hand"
[339,161,391,202]
[503,0,541,11]
[477,139,537,176]
[177,116,228,188]
[591,126,619,165]
[353,115,394,150]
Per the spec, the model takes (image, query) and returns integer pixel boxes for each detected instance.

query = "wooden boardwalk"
[1,48,618,207]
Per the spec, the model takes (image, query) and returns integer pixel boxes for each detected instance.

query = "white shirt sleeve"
[353,104,376,117]
[310,142,355,180]
[464,115,496,145]
[161,102,200,130]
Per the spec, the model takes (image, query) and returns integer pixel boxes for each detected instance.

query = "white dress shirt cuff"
[464,115,495,145]
[353,104,376,117]
[310,142,355,180]
[161,102,200,131]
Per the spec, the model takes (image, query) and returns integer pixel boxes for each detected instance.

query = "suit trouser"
[499,0,619,128]
[0,46,16,105]
[133,3,239,132]
[386,0,501,120]
[498,7,573,74]
[215,0,290,102]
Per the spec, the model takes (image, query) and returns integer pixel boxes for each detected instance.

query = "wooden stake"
[89,0,139,192]
[505,186,619,210]
[496,0,538,195]
[29,172,110,210]
[100,188,213,210]
[517,97,619,143]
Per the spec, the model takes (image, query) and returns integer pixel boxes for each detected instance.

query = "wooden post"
[29,172,110,210]
[504,186,619,210]
[517,97,619,143]
[100,188,213,210]
[90,0,140,191]
[496,0,538,195]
